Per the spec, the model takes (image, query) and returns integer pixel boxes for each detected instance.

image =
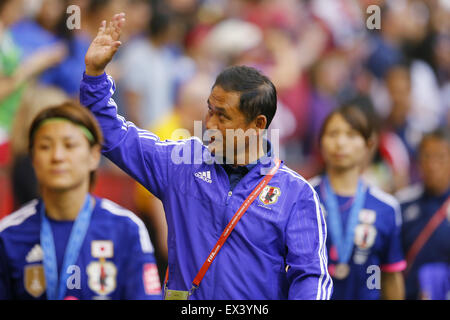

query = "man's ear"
[254,115,267,131]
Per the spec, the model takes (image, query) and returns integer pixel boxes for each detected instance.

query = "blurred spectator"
[165,0,201,47]
[9,0,89,96]
[307,50,350,149]
[311,0,366,50]
[375,61,444,189]
[83,0,127,42]
[121,0,153,41]
[367,1,445,146]
[431,34,450,127]
[366,3,404,79]
[374,65,415,191]
[10,85,69,209]
[409,59,443,139]
[397,129,450,300]
[0,0,66,166]
[118,1,195,127]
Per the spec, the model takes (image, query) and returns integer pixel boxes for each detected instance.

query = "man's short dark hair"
[212,65,277,129]
[419,127,450,153]
[0,0,11,13]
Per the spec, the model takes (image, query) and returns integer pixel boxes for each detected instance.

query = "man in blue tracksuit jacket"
[79,13,331,300]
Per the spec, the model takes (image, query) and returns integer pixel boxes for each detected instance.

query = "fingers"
[111,13,126,41]
[97,20,106,35]
[108,20,114,35]
[96,13,125,41]
[112,41,122,49]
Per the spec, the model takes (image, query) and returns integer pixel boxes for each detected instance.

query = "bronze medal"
[334,263,350,280]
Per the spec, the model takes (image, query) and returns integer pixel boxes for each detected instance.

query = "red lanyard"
[165,158,281,295]
[404,197,450,277]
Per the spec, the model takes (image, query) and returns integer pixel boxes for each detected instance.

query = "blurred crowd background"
[0,0,449,281]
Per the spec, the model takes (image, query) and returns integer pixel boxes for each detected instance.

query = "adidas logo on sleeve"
[195,171,212,183]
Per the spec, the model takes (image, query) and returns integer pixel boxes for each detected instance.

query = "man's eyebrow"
[207,100,227,114]
[215,106,227,114]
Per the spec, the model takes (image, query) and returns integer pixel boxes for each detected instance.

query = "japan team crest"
[354,224,377,249]
[259,186,281,205]
[353,209,378,250]
[87,240,117,296]
[86,261,117,296]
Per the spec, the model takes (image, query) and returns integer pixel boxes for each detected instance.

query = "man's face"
[38,0,66,30]
[419,137,450,195]
[321,114,368,171]
[32,121,100,192]
[386,68,411,126]
[205,85,259,163]
[0,0,24,27]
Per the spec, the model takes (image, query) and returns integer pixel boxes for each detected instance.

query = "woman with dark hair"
[309,105,406,300]
[0,101,161,300]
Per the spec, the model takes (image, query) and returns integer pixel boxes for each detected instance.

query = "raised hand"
[85,13,126,76]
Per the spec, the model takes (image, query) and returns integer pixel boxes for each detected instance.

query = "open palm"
[85,13,126,76]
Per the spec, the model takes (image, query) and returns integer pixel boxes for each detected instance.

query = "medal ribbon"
[323,176,366,264]
[40,194,93,300]
[404,197,450,277]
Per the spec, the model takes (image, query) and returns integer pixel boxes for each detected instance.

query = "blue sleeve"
[285,184,333,300]
[122,221,162,300]
[380,202,406,272]
[418,263,450,300]
[0,235,12,299]
[80,72,197,199]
